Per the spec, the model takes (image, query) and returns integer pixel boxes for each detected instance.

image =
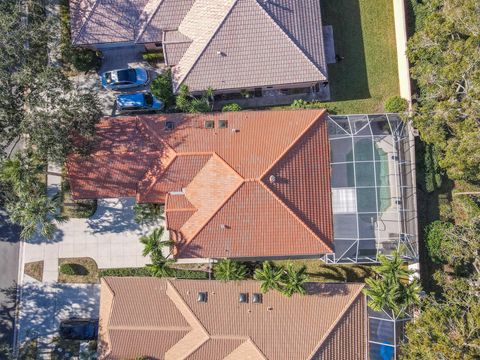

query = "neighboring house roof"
[70,0,327,91]
[98,278,367,360]
[67,109,333,259]
[70,0,194,45]
[171,0,327,92]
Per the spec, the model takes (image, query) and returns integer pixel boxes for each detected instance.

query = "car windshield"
[117,69,137,83]
[144,93,153,106]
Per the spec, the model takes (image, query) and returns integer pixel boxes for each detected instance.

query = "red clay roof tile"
[68,109,333,258]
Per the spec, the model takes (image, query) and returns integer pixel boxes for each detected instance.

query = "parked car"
[115,92,164,113]
[59,318,98,340]
[101,67,148,90]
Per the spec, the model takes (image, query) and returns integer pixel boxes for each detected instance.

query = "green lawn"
[319,0,399,114]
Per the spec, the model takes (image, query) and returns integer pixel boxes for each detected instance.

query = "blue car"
[101,67,149,90]
[115,92,164,113]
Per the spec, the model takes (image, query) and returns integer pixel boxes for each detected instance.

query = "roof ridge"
[73,0,100,45]
[175,153,245,257]
[306,284,365,359]
[173,0,239,92]
[257,110,332,252]
[259,109,326,180]
[258,180,332,252]
[253,0,327,79]
[108,325,191,331]
[135,0,165,43]
[165,279,210,359]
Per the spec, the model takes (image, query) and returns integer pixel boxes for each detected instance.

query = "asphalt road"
[0,209,20,348]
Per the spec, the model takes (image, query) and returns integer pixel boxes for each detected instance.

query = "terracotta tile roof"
[68,109,334,258]
[70,0,327,91]
[99,278,367,360]
[177,181,332,258]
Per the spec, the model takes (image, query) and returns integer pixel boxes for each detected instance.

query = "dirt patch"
[24,261,44,282]
[58,257,99,284]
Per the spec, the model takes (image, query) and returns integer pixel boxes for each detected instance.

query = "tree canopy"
[0,0,101,162]
[407,0,480,181]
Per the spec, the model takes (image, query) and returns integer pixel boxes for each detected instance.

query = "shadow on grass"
[415,139,454,293]
[321,0,370,101]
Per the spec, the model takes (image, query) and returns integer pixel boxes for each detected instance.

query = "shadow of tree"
[15,282,100,347]
[86,198,141,234]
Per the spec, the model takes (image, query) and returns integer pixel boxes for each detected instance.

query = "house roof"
[67,109,334,258]
[70,0,327,91]
[98,278,367,360]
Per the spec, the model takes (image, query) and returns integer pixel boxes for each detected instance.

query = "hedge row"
[99,267,209,279]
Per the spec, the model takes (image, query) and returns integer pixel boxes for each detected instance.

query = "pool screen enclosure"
[324,114,418,264]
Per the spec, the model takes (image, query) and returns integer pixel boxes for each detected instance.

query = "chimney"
[269,175,276,184]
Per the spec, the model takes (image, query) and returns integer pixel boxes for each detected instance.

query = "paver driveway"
[23,197,155,282]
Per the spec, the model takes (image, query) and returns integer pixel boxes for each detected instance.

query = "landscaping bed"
[58,257,99,284]
[61,175,97,218]
[99,267,209,279]
[24,261,44,282]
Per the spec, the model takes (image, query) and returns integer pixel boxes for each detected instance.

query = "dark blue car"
[59,318,98,340]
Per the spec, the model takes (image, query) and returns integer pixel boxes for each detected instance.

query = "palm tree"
[134,203,165,226]
[139,228,172,258]
[364,277,400,315]
[364,250,422,318]
[213,259,247,281]
[254,262,284,293]
[374,251,412,284]
[147,246,175,277]
[281,263,308,297]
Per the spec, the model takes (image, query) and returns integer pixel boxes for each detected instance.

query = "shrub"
[290,99,324,109]
[175,85,213,113]
[291,99,309,109]
[423,144,443,193]
[100,267,152,277]
[221,103,242,112]
[142,51,164,63]
[99,267,208,279]
[425,221,452,264]
[214,259,247,281]
[60,263,76,276]
[384,96,408,113]
[150,70,175,108]
[67,48,101,72]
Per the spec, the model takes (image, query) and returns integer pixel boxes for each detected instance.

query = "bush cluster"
[221,103,242,112]
[99,267,208,279]
[60,263,76,276]
[150,70,176,108]
[384,96,408,113]
[425,220,452,264]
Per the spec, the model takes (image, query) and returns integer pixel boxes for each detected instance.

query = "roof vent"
[220,224,229,230]
[165,121,175,130]
[267,306,273,311]
[252,293,262,304]
[239,293,248,303]
[231,128,239,133]
[269,175,276,184]
[216,51,226,56]
[197,292,208,302]
[205,120,215,129]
